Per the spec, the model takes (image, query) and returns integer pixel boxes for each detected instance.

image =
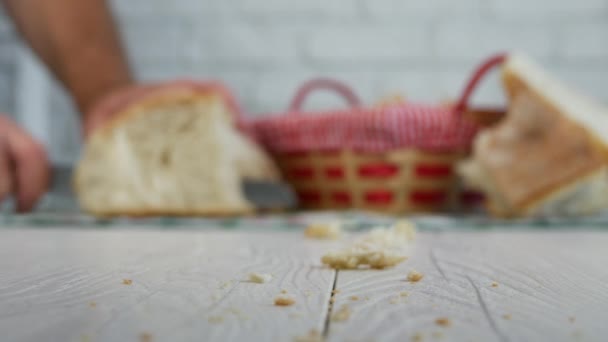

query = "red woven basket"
[251,54,507,213]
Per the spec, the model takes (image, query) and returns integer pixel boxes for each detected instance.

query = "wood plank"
[0,228,338,342]
[327,231,608,342]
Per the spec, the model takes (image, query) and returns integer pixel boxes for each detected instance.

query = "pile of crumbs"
[293,329,324,342]
[122,279,133,285]
[331,305,352,322]
[321,220,416,269]
[304,222,342,240]
[249,272,273,284]
[407,270,424,282]
[275,296,296,306]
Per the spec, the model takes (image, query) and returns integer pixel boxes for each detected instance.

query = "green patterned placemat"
[2,209,608,231]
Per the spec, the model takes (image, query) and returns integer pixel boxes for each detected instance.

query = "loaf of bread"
[459,53,608,217]
[74,84,279,217]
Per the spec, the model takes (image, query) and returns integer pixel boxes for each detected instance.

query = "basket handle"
[288,78,362,113]
[453,53,508,115]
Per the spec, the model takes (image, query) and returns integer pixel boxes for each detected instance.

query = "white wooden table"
[1,228,607,342]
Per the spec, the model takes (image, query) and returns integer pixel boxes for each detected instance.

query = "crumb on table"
[411,332,423,342]
[349,295,359,301]
[400,291,409,297]
[331,305,351,322]
[139,332,153,342]
[122,279,133,285]
[503,314,512,320]
[435,317,451,327]
[275,296,296,306]
[491,282,498,288]
[569,316,576,323]
[249,272,273,284]
[293,329,324,342]
[281,289,288,294]
[208,315,224,324]
[407,270,424,282]
[431,331,444,339]
[304,222,342,240]
[88,301,97,308]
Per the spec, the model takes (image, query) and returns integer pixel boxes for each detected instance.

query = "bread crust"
[84,206,255,219]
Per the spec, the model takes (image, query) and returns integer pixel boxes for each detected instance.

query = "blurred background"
[0,0,606,166]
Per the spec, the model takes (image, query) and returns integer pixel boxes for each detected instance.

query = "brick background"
[0,0,606,164]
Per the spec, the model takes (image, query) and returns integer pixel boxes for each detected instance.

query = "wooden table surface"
[1,228,607,342]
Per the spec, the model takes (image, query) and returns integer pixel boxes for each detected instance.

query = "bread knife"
[49,166,297,211]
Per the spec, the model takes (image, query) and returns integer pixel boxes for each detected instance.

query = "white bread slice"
[503,54,608,149]
[459,53,608,217]
[74,87,279,217]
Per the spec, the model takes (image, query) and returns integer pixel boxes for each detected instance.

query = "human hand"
[0,115,49,212]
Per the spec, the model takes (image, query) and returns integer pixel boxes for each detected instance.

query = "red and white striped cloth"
[250,102,479,154]
[249,54,508,154]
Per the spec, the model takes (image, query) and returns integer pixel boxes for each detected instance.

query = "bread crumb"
[329,297,336,304]
[281,289,288,294]
[412,332,423,342]
[89,301,97,308]
[275,296,296,306]
[208,315,224,324]
[321,221,415,269]
[331,305,351,322]
[305,222,342,240]
[431,331,443,339]
[349,295,359,301]
[225,307,241,315]
[400,291,409,297]
[569,316,576,323]
[122,279,133,285]
[435,318,451,327]
[503,314,511,320]
[139,332,153,342]
[407,270,424,282]
[219,281,232,289]
[491,282,498,288]
[332,289,341,294]
[294,329,324,342]
[249,273,273,284]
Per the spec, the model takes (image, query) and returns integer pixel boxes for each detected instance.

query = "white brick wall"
[0,0,606,164]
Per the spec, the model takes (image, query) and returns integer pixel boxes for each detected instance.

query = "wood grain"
[0,228,338,342]
[327,231,608,342]
[2,228,608,342]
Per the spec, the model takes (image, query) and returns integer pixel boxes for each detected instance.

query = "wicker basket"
[251,54,507,213]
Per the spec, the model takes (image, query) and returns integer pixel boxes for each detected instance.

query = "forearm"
[3,0,133,116]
